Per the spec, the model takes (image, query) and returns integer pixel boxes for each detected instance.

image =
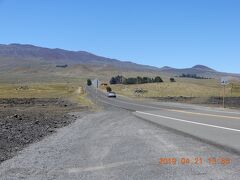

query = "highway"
[88,86,240,153]
[0,86,239,179]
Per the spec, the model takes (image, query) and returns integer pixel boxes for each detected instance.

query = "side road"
[0,109,239,180]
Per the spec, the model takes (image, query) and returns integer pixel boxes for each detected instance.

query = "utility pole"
[95,79,98,105]
[95,79,98,94]
[223,84,225,108]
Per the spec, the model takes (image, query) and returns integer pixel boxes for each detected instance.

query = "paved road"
[88,87,240,153]
[0,87,239,179]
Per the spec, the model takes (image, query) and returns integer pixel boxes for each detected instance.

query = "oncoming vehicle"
[107,91,116,98]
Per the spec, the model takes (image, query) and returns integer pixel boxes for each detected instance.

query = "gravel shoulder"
[0,98,87,163]
[0,109,239,180]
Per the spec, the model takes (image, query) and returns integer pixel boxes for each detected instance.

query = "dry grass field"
[109,78,240,98]
[0,82,94,163]
[0,83,93,107]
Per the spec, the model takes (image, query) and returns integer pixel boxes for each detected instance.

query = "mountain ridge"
[0,43,239,79]
[0,43,159,71]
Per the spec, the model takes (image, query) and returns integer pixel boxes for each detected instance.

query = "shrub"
[87,79,92,86]
[106,86,112,92]
[170,78,175,82]
[155,76,163,83]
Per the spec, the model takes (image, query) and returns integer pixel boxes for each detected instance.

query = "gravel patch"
[0,98,87,163]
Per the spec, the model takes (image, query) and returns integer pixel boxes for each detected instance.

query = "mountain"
[159,66,174,70]
[0,43,158,72]
[159,65,239,79]
[0,43,239,82]
[192,65,216,71]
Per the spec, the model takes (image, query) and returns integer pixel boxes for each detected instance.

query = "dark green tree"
[110,77,117,84]
[170,77,175,82]
[126,78,138,84]
[142,77,148,84]
[87,79,92,86]
[155,76,163,83]
[136,76,142,84]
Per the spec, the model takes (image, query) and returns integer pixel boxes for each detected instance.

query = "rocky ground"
[0,98,87,163]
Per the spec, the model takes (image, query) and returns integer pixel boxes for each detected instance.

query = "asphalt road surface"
[0,86,239,179]
[89,87,240,153]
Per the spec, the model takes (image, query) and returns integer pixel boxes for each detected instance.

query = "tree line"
[110,75,164,85]
[179,74,210,79]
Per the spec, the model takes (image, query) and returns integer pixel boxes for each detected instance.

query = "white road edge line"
[136,111,240,132]
[97,94,240,120]
[95,88,240,115]
[114,97,240,117]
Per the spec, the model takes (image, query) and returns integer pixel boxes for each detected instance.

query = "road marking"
[149,101,240,115]
[68,160,141,173]
[93,87,240,115]
[97,98,134,110]
[186,107,240,115]
[136,111,240,132]
[113,98,240,120]
[168,109,240,120]
[68,161,130,173]
[92,89,240,119]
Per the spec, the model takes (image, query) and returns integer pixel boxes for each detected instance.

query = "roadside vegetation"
[87,79,92,86]
[0,83,92,106]
[109,78,240,107]
[110,75,164,85]
[178,73,211,79]
[111,78,240,97]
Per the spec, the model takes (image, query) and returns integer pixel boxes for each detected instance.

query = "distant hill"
[159,65,239,79]
[0,43,239,82]
[159,66,174,70]
[192,65,216,71]
[0,43,158,72]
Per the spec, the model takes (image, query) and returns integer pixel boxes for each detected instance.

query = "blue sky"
[0,0,239,73]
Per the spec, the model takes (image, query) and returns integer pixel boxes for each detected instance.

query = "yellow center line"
[168,109,240,120]
[96,92,240,120]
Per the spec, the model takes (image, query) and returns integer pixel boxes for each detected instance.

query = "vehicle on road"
[107,91,116,98]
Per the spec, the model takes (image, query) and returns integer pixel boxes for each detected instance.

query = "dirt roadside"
[0,98,87,163]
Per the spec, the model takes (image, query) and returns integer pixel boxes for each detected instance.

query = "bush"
[87,79,92,86]
[155,76,163,83]
[106,86,112,92]
[170,78,175,82]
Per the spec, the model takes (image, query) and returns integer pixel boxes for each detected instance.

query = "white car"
[107,92,116,98]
